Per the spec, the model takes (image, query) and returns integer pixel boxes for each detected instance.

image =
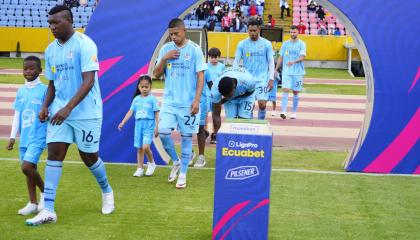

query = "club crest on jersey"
[67,50,73,59]
[246,52,250,57]
[51,66,56,73]
[184,53,191,60]
[167,63,172,69]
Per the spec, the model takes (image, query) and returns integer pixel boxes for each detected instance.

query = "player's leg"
[176,107,200,188]
[281,75,292,119]
[268,80,278,116]
[291,75,303,119]
[256,81,269,120]
[238,95,255,119]
[133,121,145,176]
[133,148,145,177]
[195,99,208,167]
[143,120,156,176]
[73,119,114,214]
[224,100,239,118]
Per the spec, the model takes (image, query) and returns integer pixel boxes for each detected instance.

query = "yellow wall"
[0,27,358,61]
[208,32,357,61]
[0,27,84,52]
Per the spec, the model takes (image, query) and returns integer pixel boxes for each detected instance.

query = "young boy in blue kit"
[6,56,47,216]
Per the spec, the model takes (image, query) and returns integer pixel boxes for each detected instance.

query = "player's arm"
[118,109,133,130]
[212,102,222,135]
[154,111,159,137]
[39,82,56,123]
[192,71,204,114]
[153,49,180,78]
[288,55,305,66]
[6,110,20,150]
[233,42,242,67]
[50,71,96,125]
[267,45,275,91]
[275,55,283,72]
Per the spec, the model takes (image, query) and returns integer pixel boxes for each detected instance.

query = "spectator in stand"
[203,2,212,16]
[318,20,328,35]
[216,9,224,22]
[316,5,325,20]
[266,14,275,28]
[222,2,230,13]
[248,2,258,16]
[196,4,207,21]
[307,0,317,13]
[207,11,219,31]
[280,0,290,19]
[228,9,236,20]
[221,12,231,32]
[240,0,249,6]
[214,1,222,14]
[256,0,265,6]
[297,20,307,34]
[333,27,341,36]
[255,15,264,26]
[231,12,245,32]
[234,2,242,14]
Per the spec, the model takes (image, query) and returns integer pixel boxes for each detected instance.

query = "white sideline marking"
[1,158,418,178]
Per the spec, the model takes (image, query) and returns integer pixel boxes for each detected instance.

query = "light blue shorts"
[255,81,269,101]
[224,94,255,119]
[134,119,155,148]
[282,75,303,91]
[47,118,102,153]
[19,146,44,165]
[268,79,279,101]
[159,104,200,134]
[199,97,209,126]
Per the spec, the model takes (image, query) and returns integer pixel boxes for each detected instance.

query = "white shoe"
[194,155,206,168]
[102,191,115,214]
[290,113,297,119]
[25,209,57,225]
[37,193,44,212]
[145,162,156,176]
[168,161,181,183]
[18,202,38,216]
[175,173,187,189]
[189,151,196,166]
[270,111,277,117]
[280,112,287,119]
[133,168,144,177]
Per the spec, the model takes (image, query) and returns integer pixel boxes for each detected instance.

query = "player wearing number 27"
[153,18,207,189]
[26,5,114,226]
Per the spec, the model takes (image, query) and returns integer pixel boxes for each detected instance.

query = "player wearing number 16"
[26,5,114,226]
[153,18,207,189]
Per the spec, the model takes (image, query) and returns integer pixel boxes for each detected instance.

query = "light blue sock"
[44,160,63,212]
[258,110,266,120]
[292,94,299,113]
[89,158,112,193]
[159,130,179,162]
[281,92,289,112]
[180,133,193,174]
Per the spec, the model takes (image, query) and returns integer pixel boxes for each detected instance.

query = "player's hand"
[38,107,49,122]
[154,128,159,138]
[190,100,200,115]
[267,79,274,91]
[163,50,180,61]
[286,61,295,67]
[6,138,15,150]
[118,122,124,131]
[50,106,71,125]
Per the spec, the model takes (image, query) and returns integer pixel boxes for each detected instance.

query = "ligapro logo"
[228,141,258,149]
[225,166,259,180]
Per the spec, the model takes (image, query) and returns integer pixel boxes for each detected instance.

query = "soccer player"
[275,25,306,119]
[6,56,47,216]
[153,18,207,189]
[211,67,256,134]
[26,5,114,225]
[233,17,275,120]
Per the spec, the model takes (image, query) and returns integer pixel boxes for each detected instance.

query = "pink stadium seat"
[310,29,318,35]
[304,29,309,34]
[293,12,300,18]
[301,12,308,18]
[293,17,300,22]
[309,22,317,29]
[300,17,309,23]
[308,12,316,18]
[309,17,317,23]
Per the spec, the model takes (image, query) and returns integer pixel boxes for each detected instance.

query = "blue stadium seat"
[32,21,41,27]
[0,9,6,16]
[183,20,190,27]
[0,20,7,26]
[16,20,24,27]
[190,20,198,27]
[6,9,14,15]
[8,15,17,21]
[85,6,93,12]
[257,6,264,15]
[23,10,31,16]
[214,26,222,32]
[198,20,206,28]
[74,22,83,28]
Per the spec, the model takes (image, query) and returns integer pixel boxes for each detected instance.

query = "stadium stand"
[0,0,96,28]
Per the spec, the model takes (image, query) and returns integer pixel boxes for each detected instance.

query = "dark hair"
[48,5,73,23]
[133,75,152,98]
[218,76,235,97]
[208,47,221,57]
[290,25,298,30]
[23,56,42,70]
[268,14,272,18]
[247,17,259,27]
[168,18,185,28]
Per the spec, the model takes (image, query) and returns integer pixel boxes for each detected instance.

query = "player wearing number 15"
[153,18,207,189]
[26,5,114,226]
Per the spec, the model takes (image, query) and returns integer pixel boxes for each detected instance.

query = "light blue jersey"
[157,40,207,107]
[204,62,225,98]
[130,95,159,120]
[279,39,306,75]
[45,31,102,120]
[233,37,275,82]
[211,67,256,103]
[13,81,48,148]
